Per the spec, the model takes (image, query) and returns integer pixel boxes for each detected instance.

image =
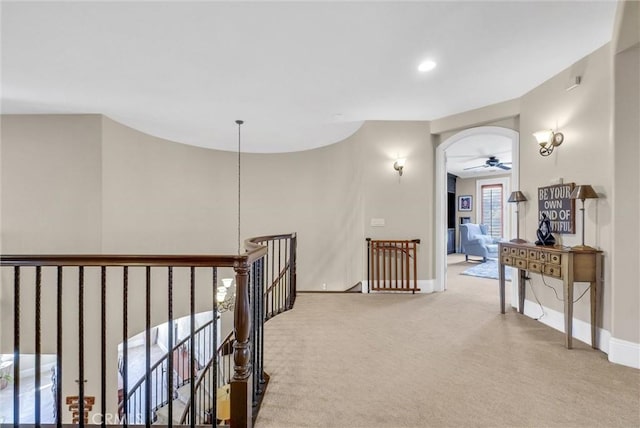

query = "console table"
[498,242,603,349]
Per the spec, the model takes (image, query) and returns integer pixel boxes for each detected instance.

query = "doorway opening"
[434,126,519,295]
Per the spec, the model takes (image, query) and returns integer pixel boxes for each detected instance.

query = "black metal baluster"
[211,267,217,428]
[283,239,289,307]
[13,266,20,428]
[167,267,174,428]
[56,266,62,428]
[78,266,85,428]
[122,266,129,427]
[35,266,42,427]
[255,258,265,389]
[278,239,282,312]
[145,266,151,427]
[366,238,371,293]
[101,267,106,428]
[293,234,297,305]
[270,241,275,317]
[249,265,257,406]
[258,256,264,380]
[190,266,196,428]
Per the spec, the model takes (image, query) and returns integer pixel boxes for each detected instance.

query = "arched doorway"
[434,126,519,292]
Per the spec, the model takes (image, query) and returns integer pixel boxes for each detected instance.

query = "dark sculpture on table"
[535,213,556,246]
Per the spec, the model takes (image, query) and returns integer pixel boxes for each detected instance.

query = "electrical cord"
[539,268,591,303]
[526,276,546,320]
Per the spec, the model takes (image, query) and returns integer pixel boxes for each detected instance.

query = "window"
[481,184,503,239]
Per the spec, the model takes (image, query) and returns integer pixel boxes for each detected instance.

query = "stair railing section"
[0,232,296,428]
[179,331,234,424]
[253,233,297,319]
[0,242,265,428]
[235,232,297,425]
[366,238,421,293]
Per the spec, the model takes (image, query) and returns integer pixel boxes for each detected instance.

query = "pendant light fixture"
[236,119,243,255]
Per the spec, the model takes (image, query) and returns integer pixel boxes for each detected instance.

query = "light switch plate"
[371,218,385,227]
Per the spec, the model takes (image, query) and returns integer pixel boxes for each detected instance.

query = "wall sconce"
[393,158,406,176]
[533,129,564,156]
[507,190,527,243]
[570,184,599,251]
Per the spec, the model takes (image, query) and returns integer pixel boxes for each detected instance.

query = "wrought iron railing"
[117,319,215,423]
[0,232,297,427]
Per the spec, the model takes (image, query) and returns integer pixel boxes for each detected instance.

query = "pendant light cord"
[236,120,243,255]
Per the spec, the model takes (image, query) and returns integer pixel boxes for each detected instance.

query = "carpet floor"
[255,255,640,428]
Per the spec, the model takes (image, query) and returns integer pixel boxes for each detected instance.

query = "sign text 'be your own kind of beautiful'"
[537,183,575,234]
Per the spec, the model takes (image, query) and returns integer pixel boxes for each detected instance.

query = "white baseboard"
[361,280,435,294]
[608,337,640,369]
[523,299,610,352]
[523,299,640,369]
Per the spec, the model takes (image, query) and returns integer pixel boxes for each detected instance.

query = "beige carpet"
[255,255,640,428]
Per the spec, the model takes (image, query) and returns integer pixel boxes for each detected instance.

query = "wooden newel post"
[231,261,253,427]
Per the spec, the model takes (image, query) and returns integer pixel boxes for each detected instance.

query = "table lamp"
[507,191,527,243]
[570,184,599,251]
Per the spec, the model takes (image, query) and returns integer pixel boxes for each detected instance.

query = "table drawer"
[528,250,539,260]
[510,248,518,256]
[501,255,514,266]
[528,261,542,272]
[515,258,528,269]
[544,264,562,277]
[502,246,511,255]
[549,254,561,264]
[518,249,528,258]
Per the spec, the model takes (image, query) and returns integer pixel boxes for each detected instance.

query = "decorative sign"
[537,183,575,234]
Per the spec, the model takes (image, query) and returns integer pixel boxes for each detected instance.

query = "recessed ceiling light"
[418,60,437,73]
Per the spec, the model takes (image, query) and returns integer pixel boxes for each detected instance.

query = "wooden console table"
[498,242,603,349]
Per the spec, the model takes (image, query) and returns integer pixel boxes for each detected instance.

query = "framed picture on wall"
[458,195,472,211]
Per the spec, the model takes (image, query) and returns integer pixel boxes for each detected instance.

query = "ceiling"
[446,133,512,179]
[1,1,617,153]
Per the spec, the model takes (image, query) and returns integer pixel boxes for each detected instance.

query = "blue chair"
[459,223,500,262]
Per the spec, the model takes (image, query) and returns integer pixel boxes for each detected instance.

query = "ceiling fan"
[464,156,512,171]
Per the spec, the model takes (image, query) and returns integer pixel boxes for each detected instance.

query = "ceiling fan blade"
[497,164,511,170]
[463,165,488,170]
[500,161,513,165]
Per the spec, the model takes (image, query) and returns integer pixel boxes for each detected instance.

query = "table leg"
[518,269,526,314]
[499,261,505,314]
[591,254,603,349]
[565,254,574,349]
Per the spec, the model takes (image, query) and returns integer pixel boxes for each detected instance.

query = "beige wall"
[0,115,103,254]
[1,115,436,301]
[611,1,640,346]
[519,44,613,330]
[358,121,434,279]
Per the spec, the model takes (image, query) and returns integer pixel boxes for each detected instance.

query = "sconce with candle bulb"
[393,158,406,176]
[533,129,564,157]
